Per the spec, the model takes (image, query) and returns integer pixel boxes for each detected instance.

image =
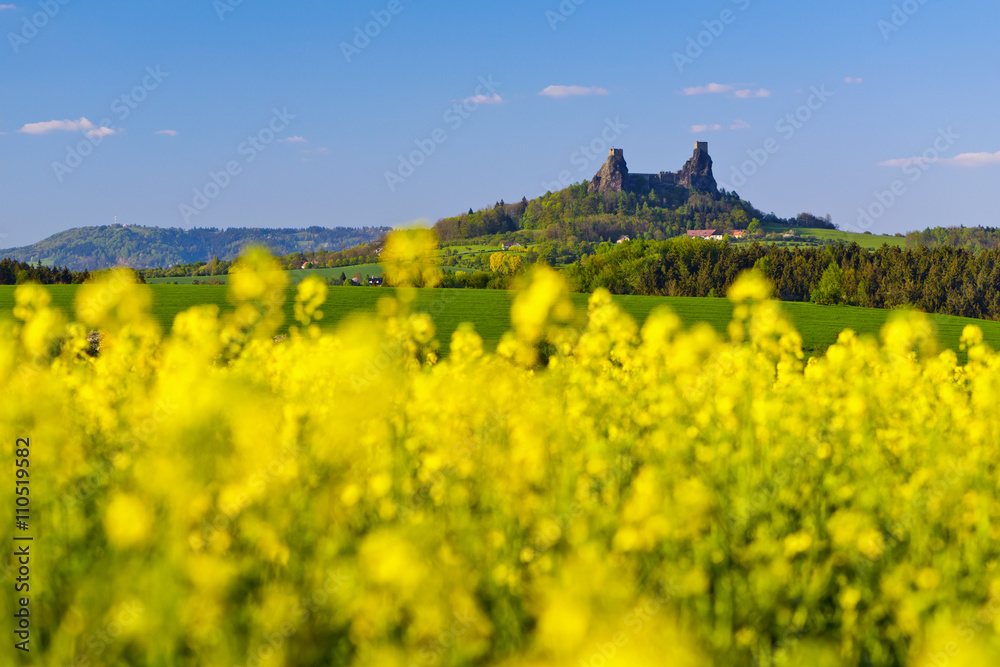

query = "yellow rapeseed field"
[3,231,1000,666]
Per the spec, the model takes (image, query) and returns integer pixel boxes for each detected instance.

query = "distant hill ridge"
[0,225,391,271]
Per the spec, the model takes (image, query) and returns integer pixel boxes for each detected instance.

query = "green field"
[794,227,907,249]
[144,263,468,286]
[145,264,386,285]
[754,225,907,249]
[2,284,998,359]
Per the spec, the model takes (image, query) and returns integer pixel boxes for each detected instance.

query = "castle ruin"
[589,142,717,194]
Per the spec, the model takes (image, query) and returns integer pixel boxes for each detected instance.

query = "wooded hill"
[433,181,834,246]
[0,225,391,271]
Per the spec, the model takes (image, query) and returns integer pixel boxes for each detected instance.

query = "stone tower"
[588,149,630,194]
[678,142,717,191]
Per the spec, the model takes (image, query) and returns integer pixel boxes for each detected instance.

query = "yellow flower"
[104,494,153,548]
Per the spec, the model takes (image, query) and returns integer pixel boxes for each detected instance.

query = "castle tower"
[695,141,708,152]
[609,148,624,158]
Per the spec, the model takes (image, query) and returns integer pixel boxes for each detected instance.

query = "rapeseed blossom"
[3,238,1000,666]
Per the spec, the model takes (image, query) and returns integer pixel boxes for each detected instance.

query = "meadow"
[144,264,387,285]
[793,227,907,250]
[751,224,907,250]
[3,283,999,359]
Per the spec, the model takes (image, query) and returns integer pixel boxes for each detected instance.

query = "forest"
[0,258,91,285]
[904,226,1000,252]
[565,238,1000,320]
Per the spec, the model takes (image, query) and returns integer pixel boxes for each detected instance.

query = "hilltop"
[434,142,834,249]
[0,225,391,271]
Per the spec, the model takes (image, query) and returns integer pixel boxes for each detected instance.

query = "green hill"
[769,225,906,250]
[0,225,391,271]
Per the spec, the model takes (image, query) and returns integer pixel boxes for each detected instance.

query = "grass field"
[754,225,907,249]
[144,263,467,286]
[144,264,387,285]
[3,284,998,360]
[794,227,907,249]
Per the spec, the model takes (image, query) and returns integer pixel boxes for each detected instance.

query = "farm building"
[687,229,717,239]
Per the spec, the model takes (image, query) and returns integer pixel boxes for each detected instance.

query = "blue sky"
[1,0,997,248]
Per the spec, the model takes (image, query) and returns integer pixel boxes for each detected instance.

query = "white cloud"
[734,88,771,98]
[691,119,749,133]
[156,129,179,136]
[300,147,331,162]
[86,126,115,138]
[683,83,770,98]
[0,5,16,9]
[463,93,503,105]
[682,83,733,96]
[539,85,609,98]
[844,77,863,84]
[947,152,1000,167]
[878,157,923,168]
[879,151,1000,168]
[19,117,119,137]
[20,117,95,134]
[278,135,307,143]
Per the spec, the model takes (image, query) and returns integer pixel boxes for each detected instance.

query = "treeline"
[0,258,90,285]
[905,227,1000,252]
[565,239,1000,321]
[434,182,832,245]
